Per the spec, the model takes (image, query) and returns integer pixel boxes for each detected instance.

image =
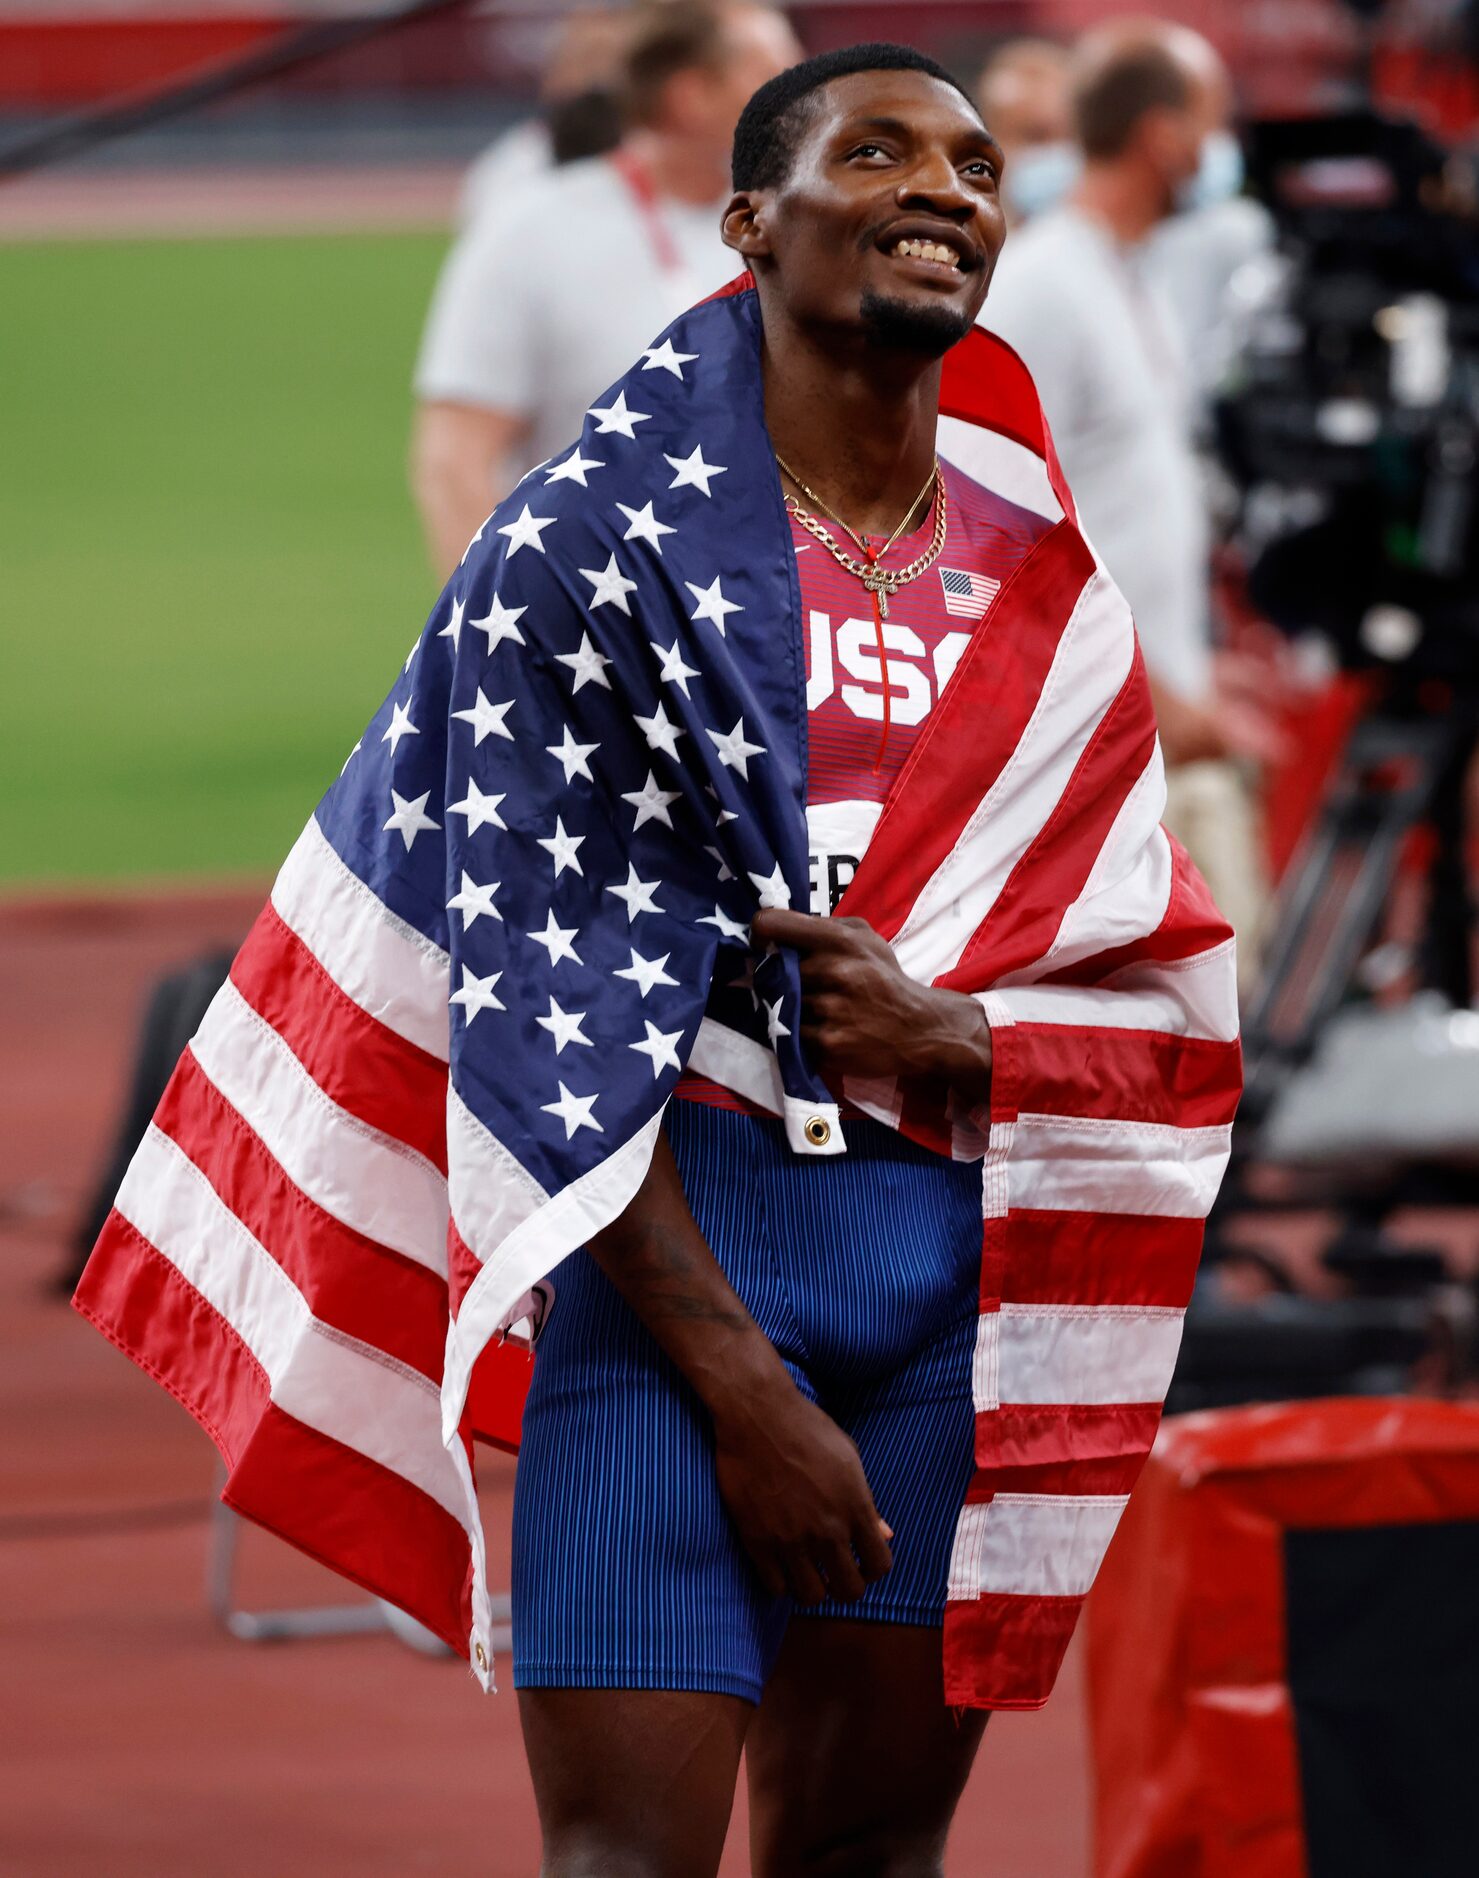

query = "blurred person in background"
[974,37,1076,226]
[982,19,1282,985]
[412,0,801,577]
[455,6,632,231]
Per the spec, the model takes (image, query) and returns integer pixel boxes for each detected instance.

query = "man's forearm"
[585,1129,792,1420]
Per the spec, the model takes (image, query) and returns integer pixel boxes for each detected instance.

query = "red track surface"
[1,885,1090,1874]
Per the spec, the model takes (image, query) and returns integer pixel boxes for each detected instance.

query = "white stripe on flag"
[189,979,449,1273]
[891,570,1134,983]
[983,939,1240,1044]
[115,1124,478,1540]
[997,1302,1187,1404]
[946,1492,1129,1600]
[998,1113,1231,1218]
[273,817,451,1064]
[999,765,1172,985]
[937,415,1064,523]
[447,1085,549,1264]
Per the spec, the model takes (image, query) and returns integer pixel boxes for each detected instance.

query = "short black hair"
[731,42,978,190]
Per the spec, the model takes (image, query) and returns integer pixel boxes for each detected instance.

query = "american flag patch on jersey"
[939,565,1001,618]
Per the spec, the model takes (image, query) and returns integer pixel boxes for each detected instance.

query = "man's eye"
[849,143,888,160]
[964,159,998,180]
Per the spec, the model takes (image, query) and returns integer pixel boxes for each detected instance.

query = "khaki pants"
[1163,759,1266,999]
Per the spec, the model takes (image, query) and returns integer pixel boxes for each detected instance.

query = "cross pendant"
[864,573,890,619]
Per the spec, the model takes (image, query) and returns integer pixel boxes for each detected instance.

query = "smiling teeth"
[893,238,960,266]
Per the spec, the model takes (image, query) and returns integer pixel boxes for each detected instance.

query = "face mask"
[1176,129,1245,213]
[1002,140,1082,220]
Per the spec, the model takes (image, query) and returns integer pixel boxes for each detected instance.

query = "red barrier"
[1086,1398,1479,1878]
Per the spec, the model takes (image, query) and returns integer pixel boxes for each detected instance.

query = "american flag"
[74,280,1240,1709]
[938,564,1001,618]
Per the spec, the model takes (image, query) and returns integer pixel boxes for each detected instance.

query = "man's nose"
[895,153,975,216]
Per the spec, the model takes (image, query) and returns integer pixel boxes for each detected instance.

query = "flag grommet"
[474,1640,489,1672]
[803,1116,831,1147]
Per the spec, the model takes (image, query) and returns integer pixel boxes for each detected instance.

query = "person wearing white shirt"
[412,0,800,578]
[981,19,1282,981]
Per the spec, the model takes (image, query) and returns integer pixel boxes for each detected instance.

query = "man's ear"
[721,190,772,259]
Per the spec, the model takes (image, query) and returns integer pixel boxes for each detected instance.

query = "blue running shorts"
[510,1097,983,1704]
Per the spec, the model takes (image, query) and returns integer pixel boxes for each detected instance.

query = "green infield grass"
[1,231,453,885]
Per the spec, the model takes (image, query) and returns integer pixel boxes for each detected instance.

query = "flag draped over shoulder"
[74,276,1240,1707]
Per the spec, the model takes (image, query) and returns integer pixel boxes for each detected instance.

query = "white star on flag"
[634,702,684,760]
[617,501,677,555]
[340,739,362,775]
[383,788,439,851]
[698,904,750,943]
[706,718,767,779]
[547,725,598,784]
[459,516,488,565]
[729,956,760,1010]
[765,996,792,1045]
[630,1019,684,1079]
[606,865,663,923]
[496,505,556,556]
[450,964,505,1025]
[621,770,682,831]
[382,700,419,756]
[451,688,515,745]
[446,777,507,835]
[641,339,698,379]
[527,910,583,967]
[545,448,604,487]
[580,554,639,615]
[588,391,650,439]
[665,444,727,497]
[404,640,420,674]
[438,594,466,652]
[748,864,790,909]
[447,870,501,928]
[704,844,734,882]
[685,575,742,634]
[705,783,739,827]
[556,631,614,694]
[470,595,527,655]
[541,1081,603,1139]
[650,637,700,696]
[537,815,585,878]
[614,947,679,997]
[535,996,593,1054]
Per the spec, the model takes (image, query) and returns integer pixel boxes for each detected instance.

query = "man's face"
[731,69,1006,359]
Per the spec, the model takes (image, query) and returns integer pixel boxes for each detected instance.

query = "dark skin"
[520,68,1009,1878]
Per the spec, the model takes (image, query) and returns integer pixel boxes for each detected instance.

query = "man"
[982,19,1278,978]
[412,0,800,577]
[975,36,1077,224]
[76,43,1239,1878]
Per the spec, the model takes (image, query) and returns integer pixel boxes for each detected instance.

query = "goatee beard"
[858,288,974,359]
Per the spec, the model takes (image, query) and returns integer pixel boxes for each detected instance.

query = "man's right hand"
[712,1375,893,1604]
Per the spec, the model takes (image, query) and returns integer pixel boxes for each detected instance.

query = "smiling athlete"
[509,42,1232,1878]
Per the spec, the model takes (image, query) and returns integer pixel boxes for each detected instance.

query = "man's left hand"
[750,908,992,1105]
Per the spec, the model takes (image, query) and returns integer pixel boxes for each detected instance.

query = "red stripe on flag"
[1000,1207,1205,1308]
[940,327,1077,521]
[943,1588,1084,1710]
[843,522,1095,942]
[73,1212,474,1655]
[943,647,1158,991]
[973,1402,1164,1495]
[156,1051,449,1381]
[76,1210,271,1464]
[990,1022,1243,1130]
[231,901,449,1175]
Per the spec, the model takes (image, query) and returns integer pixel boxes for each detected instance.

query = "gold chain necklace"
[774,453,946,619]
